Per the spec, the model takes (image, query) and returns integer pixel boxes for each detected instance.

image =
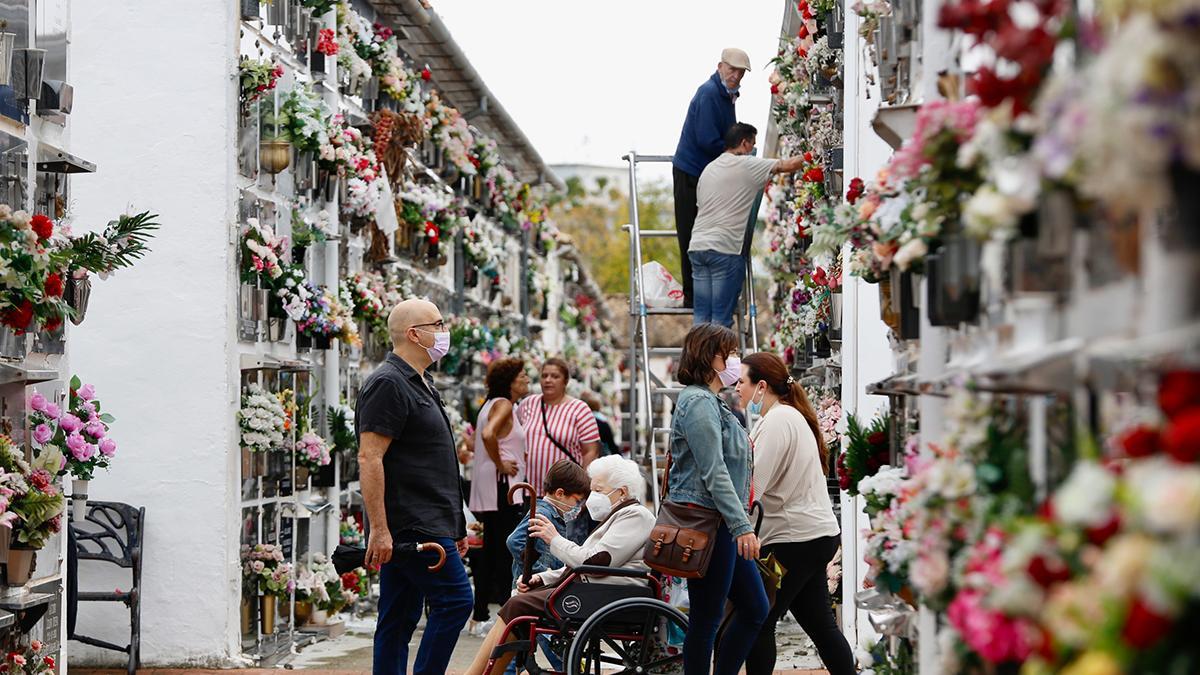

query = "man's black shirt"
[355,353,466,540]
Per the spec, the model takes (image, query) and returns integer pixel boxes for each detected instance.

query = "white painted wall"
[66,0,240,666]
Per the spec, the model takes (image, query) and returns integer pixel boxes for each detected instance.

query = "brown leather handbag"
[643,453,722,579]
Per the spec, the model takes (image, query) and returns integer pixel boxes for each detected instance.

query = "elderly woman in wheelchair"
[465,455,687,675]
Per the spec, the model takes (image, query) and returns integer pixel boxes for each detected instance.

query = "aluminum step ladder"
[623,150,761,508]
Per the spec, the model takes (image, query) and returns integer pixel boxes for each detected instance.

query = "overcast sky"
[431,1,788,183]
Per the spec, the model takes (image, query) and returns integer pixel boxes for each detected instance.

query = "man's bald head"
[388,298,442,348]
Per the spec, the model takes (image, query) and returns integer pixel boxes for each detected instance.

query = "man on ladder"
[672,47,752,309]
[689,122,806,327]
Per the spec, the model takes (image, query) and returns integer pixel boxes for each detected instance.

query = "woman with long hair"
[467,358,530,634]
[735,351,855,675]
[669,323,768,675]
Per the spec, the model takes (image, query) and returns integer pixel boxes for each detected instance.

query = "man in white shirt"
[688,123,804,326]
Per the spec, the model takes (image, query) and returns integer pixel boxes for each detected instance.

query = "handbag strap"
[541,398,580,466]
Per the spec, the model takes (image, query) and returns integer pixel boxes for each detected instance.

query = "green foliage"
[61,211,160,275]
[839,412,890,495]
[13,488,63,549]
[553,180,681,295]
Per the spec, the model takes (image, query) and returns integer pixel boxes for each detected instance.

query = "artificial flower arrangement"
[293,432,331,470]
[240,218,287,286]
[238,383,287,454]
[239,58,283,104]
[0,207,70,334]
[28,378,117,481]
[817,395,842,457]
[342,271,387,339]
[0,436,65,551]
[328,402,356,455]
[0,640,56,675]
[397,181,469,261]
[279,86,332,155]
[294,553,339,609]
[460,215,506,284]
[242,543,293,600]
[837,412,891,494]
[340,512,364,546]
[424,91,478,177]
[315,28,338,56]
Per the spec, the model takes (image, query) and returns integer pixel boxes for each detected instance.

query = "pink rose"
[44,402,61,419]
[85,421,106,439]
[78,383,96,401]
[66,432,91,460]
[60,413,83,433]
[99,438,117,457]
[29,392,47,413]
[32,424,53,445]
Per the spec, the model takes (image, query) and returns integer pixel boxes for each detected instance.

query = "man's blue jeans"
[374,535,473,675]
[689,250,746,327]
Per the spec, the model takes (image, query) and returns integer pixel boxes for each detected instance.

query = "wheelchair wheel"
[566,597,687,675]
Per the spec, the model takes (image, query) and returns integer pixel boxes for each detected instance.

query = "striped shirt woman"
[518,358,601,496]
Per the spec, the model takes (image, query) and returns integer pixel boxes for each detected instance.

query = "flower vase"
[260,140,292,175]
[71,478,89,522]
[66,275,92,326]
[241,597,253,635]
[829,292,843,341]
[1169,163,1200,250]
[0,525,10,561]
[240,0,260,21]
[0,32,16,87]
[295,466,310,488]
[314,334,332,350]
[260,594,277,635]
[5,548,35,586]
[266,318,288,342]
[254,452,269,478]
[294,600,313,626]
[310,608,329,626]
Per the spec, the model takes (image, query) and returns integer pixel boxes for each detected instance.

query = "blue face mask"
[747,384,766,416]
[548,497,581,522]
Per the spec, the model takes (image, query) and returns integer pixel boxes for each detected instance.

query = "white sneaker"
[468,618,495,637]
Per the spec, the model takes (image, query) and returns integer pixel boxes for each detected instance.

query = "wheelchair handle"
[507,482,538,585]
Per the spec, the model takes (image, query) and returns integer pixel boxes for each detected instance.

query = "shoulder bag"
[541,398,581,466]
[642,451,721,579]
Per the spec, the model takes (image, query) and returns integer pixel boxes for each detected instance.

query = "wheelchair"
[485,564,688,675]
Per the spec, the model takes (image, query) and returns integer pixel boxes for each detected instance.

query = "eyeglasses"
[411,319,446,331]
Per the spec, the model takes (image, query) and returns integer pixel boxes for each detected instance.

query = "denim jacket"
[507,498,585,585]
[666,385,753,537]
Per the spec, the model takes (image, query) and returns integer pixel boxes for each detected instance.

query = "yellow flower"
[1061,651,1123,675]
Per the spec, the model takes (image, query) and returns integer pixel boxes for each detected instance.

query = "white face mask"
[415,328,451,362]
[718,355,741,388]
[586,489,619,521]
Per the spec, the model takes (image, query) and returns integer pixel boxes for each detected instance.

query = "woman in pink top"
[469,358,530,630]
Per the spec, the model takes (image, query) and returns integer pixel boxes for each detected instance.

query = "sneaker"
[468,618,495,637]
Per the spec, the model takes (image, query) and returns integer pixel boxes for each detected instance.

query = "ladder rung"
[648,347,682,357]
[653,427,671,435]
[652,387,683,397]
[623,154,673,163]
[621,225,678,238]
[639,307,693,316]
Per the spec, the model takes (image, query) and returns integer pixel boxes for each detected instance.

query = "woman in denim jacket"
[668,323,768,675]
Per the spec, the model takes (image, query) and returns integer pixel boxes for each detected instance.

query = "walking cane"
[507,482,538,585]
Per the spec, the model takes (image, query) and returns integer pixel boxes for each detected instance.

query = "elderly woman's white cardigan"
[536,501,656,587]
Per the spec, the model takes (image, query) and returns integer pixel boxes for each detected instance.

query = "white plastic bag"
[641,261,685,308]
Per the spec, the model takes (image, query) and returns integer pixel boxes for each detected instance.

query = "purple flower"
[32,424,53,445]
[66,432,87,454]
[99,438,117,457]
[59,413,84,434]
[44,403,62,420]
[82,401,97,417]
[29,392,48,413]
[85,421,106,439]
[78,384,96,401]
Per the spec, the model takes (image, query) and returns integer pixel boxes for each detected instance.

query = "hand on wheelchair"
[515,575,544,593]
[528,514,559,543]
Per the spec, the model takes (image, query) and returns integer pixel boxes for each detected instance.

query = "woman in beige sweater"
[735,352,855,675]
[463,455,655,675]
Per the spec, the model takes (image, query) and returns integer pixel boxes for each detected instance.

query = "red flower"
[316,28,338,56]
[1118,425,1160,458]
[1085,513,1121,546]
[770,83,779,95]
[1159,370,1200,420]
[1162,408,1200,463]
[846,177,865,204]
[421,67,432,81]
[797,47,808,58]
[802,166,824,183]
[866,431,887,447]
[1025,554,1071,588]
[798,24,810,39]
[812,267,828,287]
[44,272,64,298]
[43,657,54,668]
[1,301,34,333]
[31,214,53,240]
[425,221,440,245]
[1121,596,1174,649]
[803,151,813,162]
[341,572,359,592]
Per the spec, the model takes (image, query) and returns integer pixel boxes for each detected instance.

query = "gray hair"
[587,455,646,503]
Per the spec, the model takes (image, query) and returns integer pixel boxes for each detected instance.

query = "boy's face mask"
[547,493,582,522]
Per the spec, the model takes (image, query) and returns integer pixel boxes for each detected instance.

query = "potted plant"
[242,543,292,635]
[239,57,282,107]
[0,437,65,587]
[1,640,56,674]
[27,379,118,521]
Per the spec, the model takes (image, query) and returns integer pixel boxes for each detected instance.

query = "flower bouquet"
[1,640,56,674]
[238,384,286,459]
[279,86,332,155]
[0,207,70,335]
[343,271,387,343]
[240,218,287,288]
[239,58,282,105]
[0,437,65,585]
[838,412,890,494]
[294,553,339,623]
[242,543,293,634]
[340,512,364,546]
[28,378,117,520]
[293,432,331,472]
